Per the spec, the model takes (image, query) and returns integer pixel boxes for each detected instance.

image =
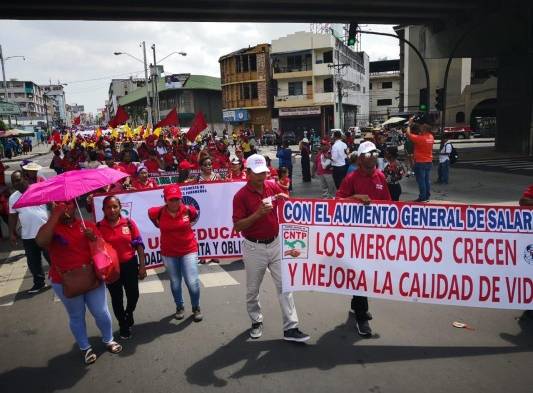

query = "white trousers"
[242,237,299,331]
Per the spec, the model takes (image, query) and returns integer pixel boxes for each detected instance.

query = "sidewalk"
[2,143,51,164]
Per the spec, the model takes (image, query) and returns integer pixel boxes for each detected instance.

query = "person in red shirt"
[98,196,146,339]
[336,141,391,337]
[148,185,203,322]
[232,154,310,342]
[116,151,138,177]
[36,201,122,364]
[276,167,291,194]
[265,156,278,181]
[406,114,435,202]
[519,184,533,206]
[228,155,247,181]
[131,166,158,190]
[0,160,8,186]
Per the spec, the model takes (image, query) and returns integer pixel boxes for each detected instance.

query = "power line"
[63,69,145,84]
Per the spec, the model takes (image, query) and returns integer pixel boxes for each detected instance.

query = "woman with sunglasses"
[335,141,391,338]
[197,156,221,182]
[36,201,122,365]
[148,185,203,321]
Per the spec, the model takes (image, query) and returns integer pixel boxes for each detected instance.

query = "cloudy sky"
[1,21,398,114]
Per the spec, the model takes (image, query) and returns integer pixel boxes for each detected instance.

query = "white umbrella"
[382,117,406,126]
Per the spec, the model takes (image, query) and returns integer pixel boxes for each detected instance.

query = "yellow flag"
[111,128,119,139]
[125,123,133,139]
[144,126,152,139]
[153,127,162,138]
[62,133,69,146]
[133,126,142,136]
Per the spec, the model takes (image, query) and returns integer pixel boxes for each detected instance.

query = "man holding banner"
[336,141,391,337]
[232,154,310,342]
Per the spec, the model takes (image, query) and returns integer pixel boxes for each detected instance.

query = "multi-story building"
[107,78,146,120]
[118,73,223,129]
[219,44,272,136]
[271,31,369,138]
[0,80,47,121]
[369,60,401,124]
[43,84,67,126]
[395,25,497,129]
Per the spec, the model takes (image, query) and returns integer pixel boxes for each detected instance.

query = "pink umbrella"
[13,167,128,211]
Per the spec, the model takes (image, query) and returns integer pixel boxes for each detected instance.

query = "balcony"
[313,62,333,76]
[274,94,314,108]
[273,64,313,79]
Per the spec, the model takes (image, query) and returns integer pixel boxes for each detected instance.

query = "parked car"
[442,126,473,139]
[261,132,277,145]
[281,131,297,145]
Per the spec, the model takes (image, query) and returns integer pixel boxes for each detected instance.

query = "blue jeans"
[162,253,200,308]
[438,160,449,184]
[52,282,113,350]
[414,162,432,201]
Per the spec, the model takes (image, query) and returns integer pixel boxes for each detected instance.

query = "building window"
[242,55,249,72]
[288,81,303,96]
[324,78,333,93]
[377,99,393,106]
[251,83,258,99]
[287,55,302,71]
[323,50,333,63]
[369,83,372,90]
[456,111,465,123]
[381,81,393,89]
[236,57,242,73]
[250,54,257,71]
[355,84,361,92]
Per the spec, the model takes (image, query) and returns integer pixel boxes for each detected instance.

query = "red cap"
[163,184,182,200]
[178,160,194,170]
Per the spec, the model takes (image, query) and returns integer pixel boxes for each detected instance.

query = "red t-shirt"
[117,162,138,177]
[143,158,160,173]
[132,178,157,190]
[336,168,392,201]
[523,184,533,199]
[47,220,100,284]
[232,181,284,240]
[267,166,278,179]
[229,171,247,181]
[97,217,143,263]
[148,204,198,257]
[408,132,434,163]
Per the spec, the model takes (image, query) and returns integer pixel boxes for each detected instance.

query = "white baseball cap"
[357,141,377,156]
[246,154,269,174]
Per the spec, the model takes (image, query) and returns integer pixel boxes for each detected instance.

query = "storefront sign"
[279,107,321,117]
[223,109,249,122]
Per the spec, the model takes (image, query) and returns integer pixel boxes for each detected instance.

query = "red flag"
[108,106,129,128]
[186,112,208,142]
[155,107,179,128]
[73,116,81,125]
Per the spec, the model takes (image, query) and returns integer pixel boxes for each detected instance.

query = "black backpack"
[448,143,458,164]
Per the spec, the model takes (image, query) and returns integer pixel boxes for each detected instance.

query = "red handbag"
[90,237,120,284]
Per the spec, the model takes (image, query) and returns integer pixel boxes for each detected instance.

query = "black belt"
[244,236,277,245]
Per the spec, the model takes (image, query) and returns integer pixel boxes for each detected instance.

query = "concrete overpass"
[2,0,532,154]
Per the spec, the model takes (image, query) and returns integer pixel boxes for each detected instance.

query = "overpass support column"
[496,54,533,155]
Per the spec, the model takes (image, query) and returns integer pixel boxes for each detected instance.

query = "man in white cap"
[21,162,45,184]
[336,141,391,337]
[232,154,310,342]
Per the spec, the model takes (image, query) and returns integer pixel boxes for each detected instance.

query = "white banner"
[93,181,246,267]
[280,199,533,309]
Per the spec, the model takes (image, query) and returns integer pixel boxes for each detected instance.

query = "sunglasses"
[361,151,379,158]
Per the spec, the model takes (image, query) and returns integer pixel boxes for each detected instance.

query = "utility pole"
[141,41,153,127]
[329,62,349,131]
[151,44,160,123]
[0,45,11,128]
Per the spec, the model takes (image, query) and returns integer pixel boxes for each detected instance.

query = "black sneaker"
[283,328,310,342]
[355,320,372,337]
[175,306,185,320]
[192,307,203,322]
[119,326,131,340]
[27,283,46,294]
[249,322,263,339]
[124,312,134,327]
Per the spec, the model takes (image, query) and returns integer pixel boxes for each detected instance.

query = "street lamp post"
[114,42,153,127]
[0,45,26,128]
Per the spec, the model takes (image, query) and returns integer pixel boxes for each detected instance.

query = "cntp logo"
[182,195,200,225]
[282,224,309,259]
[120,202,133,218]
[524,244,533,265]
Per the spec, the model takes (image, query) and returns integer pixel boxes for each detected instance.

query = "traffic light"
[435,88,445,111]
[347,23,358,46]
[419,88,428,112]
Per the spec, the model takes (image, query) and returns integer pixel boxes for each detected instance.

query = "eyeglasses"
[361,151,379,158]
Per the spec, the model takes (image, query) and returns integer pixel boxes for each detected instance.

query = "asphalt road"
[1,144,532,393]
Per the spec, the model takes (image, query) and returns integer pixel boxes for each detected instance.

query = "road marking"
[139,266,165,294]
[0,252,30,306]
[198,263,239,288]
